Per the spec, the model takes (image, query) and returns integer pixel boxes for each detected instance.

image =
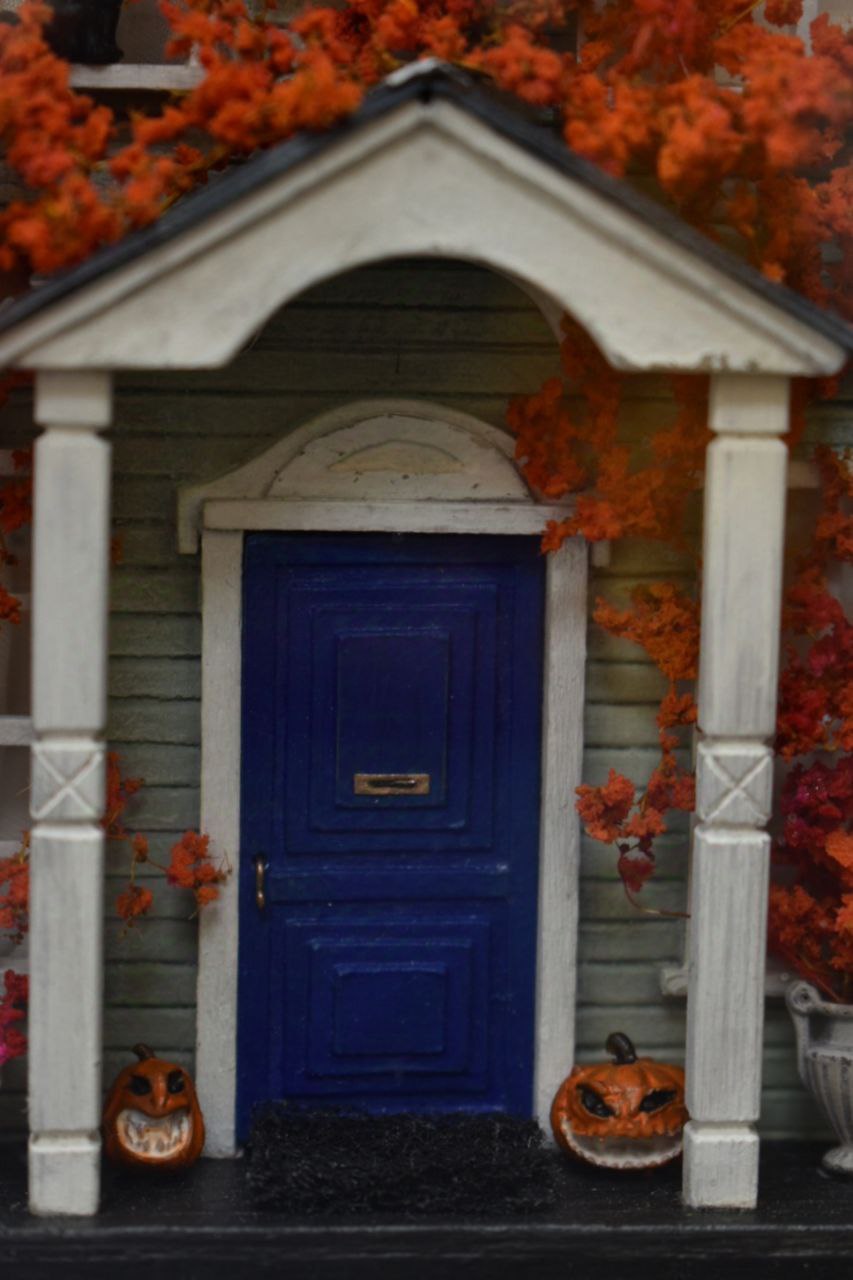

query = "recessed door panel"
[238,533,544,1137]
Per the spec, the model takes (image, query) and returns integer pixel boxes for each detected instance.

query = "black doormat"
[246,1106,563,1216]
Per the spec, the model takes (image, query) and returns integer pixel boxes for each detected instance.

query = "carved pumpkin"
[551,1032,687,1170]
[103,1043,205,1170]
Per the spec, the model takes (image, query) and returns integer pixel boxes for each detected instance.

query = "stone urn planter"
[45,0,124,65]
[786,980,853,1175]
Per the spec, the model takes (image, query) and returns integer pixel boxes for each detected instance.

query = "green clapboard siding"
[1,258,850,1141]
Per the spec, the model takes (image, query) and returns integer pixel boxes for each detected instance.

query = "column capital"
[709,372,789,436]
[34,369,113,430]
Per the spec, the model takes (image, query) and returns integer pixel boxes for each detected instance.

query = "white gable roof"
[0,66,848,376]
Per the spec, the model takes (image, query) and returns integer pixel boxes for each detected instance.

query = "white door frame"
[180,400,588,1154]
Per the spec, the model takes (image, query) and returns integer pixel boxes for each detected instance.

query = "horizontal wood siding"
[0,259,845,1140]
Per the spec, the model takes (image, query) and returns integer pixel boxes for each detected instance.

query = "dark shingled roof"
[0,62,851,352]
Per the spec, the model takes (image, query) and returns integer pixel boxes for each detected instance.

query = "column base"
[29,1131,101,1216]
[682,1121,759,1209]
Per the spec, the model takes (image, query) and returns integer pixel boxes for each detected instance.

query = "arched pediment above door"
[178,399,546,554]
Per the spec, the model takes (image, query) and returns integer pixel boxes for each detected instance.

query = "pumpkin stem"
[132,1043,155,1062]
[605,1032,637,1064]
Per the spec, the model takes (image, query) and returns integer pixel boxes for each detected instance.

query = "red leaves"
[0,970,28,1067]
[103,752,144,841]
[0,837,29,946]
[617,848,656,896]
[116,884,154,924]
[576,770,636,844]
[0,448,32,537]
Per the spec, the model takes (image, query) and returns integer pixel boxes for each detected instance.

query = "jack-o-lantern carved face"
[103,1043,205,1170]
[551,1033,687,1170]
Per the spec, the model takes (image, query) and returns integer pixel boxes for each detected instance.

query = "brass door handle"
[254,856,267,911]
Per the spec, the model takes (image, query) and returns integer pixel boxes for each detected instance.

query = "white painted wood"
[708,373,790,434]
[203,499,572,538]
[682,1124,760,1209]
[187,403,586,1155]
[695,740,773,826]
[196,531,243,1158]
[31,429,111,733]
[178,400,535,553]
[34,370,113,429]
[686,827,771,1123]
[684,372,790,1211]
[696,436,788,738]
[69,64,203,92]
[29,1133,103,1218]
[28,828,105,1134]
[267,415,528,501]
[27,371,112,1217]
[534,540,587,1129]
[0,102,845,375]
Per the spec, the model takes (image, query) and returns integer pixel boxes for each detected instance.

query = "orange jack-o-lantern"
[551,1032,687,1170]
[103,1043,205,1170]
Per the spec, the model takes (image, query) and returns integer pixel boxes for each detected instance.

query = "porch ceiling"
[0,64,849,376]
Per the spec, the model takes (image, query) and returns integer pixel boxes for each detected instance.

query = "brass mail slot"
[354,773,431,796]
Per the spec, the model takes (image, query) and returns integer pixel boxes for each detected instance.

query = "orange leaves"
[577,580,697,906]
[0,0,848,326]
[508,377,587,500]
[564,75,655,177]
[116,884,155,925]
[105,757,229,928]
[473,24,569,107]
[576,762,691,913]
[103,752,144,841]
[576,769,635,844]
[826,830,853,876]
[166,830,229,911]
[656,76,742,203]
[763,0,803,24]
[594,584,699,685]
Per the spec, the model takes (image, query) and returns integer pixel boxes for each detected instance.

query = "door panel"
[238,533,544,1138]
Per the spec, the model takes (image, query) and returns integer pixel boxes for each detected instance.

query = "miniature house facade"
[0,65,850,1217]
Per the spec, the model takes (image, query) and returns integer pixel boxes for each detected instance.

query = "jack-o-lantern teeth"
[115,1108,193,1161]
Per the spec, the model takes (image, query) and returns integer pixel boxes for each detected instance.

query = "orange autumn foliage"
[0,755,225,948]
[0,2,848,297]
[166,831,229,911]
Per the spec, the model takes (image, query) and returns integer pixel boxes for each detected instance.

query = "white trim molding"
[181,400,588,1154]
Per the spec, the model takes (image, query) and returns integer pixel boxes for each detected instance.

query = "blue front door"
[237,532,544,1138]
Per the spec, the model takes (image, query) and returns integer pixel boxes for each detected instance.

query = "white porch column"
[683,374,789,1209]
[28,371,112,1216]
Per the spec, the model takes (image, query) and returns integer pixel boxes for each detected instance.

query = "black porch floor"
[1,1139,851,1279]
